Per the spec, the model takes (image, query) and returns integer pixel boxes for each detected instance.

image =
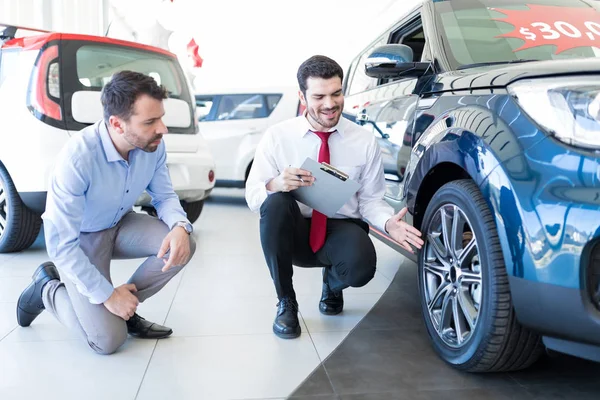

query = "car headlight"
[508,77,600,149]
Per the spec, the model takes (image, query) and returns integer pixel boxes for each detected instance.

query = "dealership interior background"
[2,0,600,399]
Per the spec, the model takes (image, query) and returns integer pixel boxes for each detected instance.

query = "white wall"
[1,0,422,93]
[0,0,108,36]
[108,0,422,93]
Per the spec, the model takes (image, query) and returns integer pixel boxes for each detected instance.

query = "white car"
[196,88,300,187]
[0,25,215,253]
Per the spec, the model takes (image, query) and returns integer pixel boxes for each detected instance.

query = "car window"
[391,21,426,62]
[75,45,184,97]
[347,36,387,96]
[195,96,215,121]
[266,94,282,113]
[434,0,600,69]
[385,17,426,85]
[216,94,267,120]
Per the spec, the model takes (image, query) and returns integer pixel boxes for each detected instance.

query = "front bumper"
[510,276,600,361]
[497,134,600,358]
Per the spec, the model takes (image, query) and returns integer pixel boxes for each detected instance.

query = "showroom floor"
[0,189,598,400]
[0,189,403,400]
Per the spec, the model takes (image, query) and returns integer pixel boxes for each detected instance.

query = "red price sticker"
[492,4,600,54]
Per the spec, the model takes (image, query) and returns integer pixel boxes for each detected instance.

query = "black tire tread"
[0,162,42,253]
[430,179,543,372]
[182,200,204,224]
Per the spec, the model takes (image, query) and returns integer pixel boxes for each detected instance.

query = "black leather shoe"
[17,262,60,327]
[126,313,173,339]
[273,297,301,339]
[319,282,344,315]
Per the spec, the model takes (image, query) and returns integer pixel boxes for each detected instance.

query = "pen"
[289,164,304,183]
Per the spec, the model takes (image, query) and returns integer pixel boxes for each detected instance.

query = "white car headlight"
[509,77,600,149]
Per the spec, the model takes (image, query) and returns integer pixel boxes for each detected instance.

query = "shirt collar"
[98,121,125,163]
[300,111,346,138]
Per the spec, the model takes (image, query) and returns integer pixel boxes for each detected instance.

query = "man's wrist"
[172,221,193,235]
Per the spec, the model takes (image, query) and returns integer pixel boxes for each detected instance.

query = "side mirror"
[365,44,432,79]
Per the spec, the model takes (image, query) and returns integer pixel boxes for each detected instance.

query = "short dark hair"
[101,70,168,121]
[297,55,344,95]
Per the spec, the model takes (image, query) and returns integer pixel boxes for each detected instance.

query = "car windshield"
[76,45,184,97]
[434,0,600,70]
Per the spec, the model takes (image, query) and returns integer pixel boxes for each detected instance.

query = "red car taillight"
[28,44,62,121]
[208,170,215,183]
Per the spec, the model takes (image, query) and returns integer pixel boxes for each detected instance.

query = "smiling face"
[299,76,344,131]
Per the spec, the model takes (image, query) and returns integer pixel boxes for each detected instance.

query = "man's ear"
[298,90,307,107]
[108,115,125,134]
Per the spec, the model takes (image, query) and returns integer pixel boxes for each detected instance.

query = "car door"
[355,14,429,214]
[199,93,271,182]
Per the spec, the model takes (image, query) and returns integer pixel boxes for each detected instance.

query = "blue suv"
[344,0,600,372]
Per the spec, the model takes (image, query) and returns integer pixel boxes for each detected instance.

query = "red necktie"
[309,131,332,253]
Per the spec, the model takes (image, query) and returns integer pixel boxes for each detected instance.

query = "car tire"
[142,199,205,224]
[418,179,543,372]
[0,162,42,253]
[182,200,204,224]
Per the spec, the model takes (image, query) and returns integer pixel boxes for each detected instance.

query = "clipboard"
[291,158,361,218]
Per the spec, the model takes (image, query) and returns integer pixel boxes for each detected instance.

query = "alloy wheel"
[423,204,482,348]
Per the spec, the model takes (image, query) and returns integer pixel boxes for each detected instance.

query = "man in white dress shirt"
[245,55,423,339]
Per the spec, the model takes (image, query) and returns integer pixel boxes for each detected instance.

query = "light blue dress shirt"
[42,121,189,304]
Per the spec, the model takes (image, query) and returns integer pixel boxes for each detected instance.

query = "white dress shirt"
[245,115,394,232]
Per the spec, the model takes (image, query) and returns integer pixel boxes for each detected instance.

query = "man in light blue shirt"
[16,71,196,355]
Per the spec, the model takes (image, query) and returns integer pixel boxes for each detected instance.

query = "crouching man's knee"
[346,265,376,288]
[345,250,377,288]
[87,323,127,355]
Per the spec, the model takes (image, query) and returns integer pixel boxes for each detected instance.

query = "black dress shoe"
[126,313,173,339]
[319,282,344,315]
[17,262,60,327]
[273,297,300,339]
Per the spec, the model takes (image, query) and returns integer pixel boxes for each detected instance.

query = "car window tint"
[348,36,387,95]
[217,94,267,120]
[76,45,183,96]
[195,96,215,121]
[266,94,282,114]
[435,0,600,69]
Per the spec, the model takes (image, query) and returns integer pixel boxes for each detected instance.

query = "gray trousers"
[41,212,196,355]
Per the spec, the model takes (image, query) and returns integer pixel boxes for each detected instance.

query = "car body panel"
[198,88,299,185]
[343,0,600,360]
[0,31,215,215]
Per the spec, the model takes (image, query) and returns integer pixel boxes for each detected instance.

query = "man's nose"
[323,97,336,109]
[157,119,168,134]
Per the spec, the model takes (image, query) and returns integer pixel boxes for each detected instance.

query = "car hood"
[431,57,600,92]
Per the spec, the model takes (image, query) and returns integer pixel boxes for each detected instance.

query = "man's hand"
[266,167,314,193]
[157,227,191,272]
[103,284,139,320]
[385,207,424,254]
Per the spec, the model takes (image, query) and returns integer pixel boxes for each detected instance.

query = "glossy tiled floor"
[2,189,598,400]
[289,250,600,400]
[0,189,404,400]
